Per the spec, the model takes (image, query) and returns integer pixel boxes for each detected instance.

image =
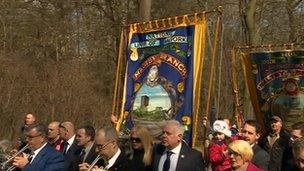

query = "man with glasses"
[241,120,269,170]
[79,127,127,171]
[152,120,205,171]
[12,123,64,170]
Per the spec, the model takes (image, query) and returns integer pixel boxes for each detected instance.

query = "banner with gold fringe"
[116,14,207,144]
[242,50,304,129]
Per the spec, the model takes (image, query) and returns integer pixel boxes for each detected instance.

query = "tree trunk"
[286,0,302,42]
[139,0,152,22]
[245,0,260,45]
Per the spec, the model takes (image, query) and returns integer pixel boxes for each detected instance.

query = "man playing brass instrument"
[79,127,127,171]
[12,123,64,170]
[76,125,102,167]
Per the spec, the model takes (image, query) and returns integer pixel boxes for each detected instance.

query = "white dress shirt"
[158,143,182,171]
[82,142,94,162]
[30,142,47,163]
[105,148,121,169]
[66,135,76,152]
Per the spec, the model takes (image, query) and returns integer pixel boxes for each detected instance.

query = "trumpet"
[1,144,29,171]
[87,154,102,171]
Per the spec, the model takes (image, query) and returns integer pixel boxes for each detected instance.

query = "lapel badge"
[181,154,185,158]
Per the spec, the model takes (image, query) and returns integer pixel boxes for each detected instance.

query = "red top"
[209,140,231,171]
[247,162,263,171]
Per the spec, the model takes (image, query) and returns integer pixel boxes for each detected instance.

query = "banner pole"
[231,48,244,131]
[202,12,222,158]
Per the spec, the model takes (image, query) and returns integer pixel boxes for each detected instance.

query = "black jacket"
[63,138,83,171]
[107,150,127,171]
[151,142,205,171]
[252,144,270,170]
[259,130,292,171]
[125,148,152,171]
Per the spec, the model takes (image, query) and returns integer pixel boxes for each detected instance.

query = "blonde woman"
[126,125,153,171]
[228,140,262,171]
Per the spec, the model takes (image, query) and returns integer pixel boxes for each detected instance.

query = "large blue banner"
[119,19,206,144]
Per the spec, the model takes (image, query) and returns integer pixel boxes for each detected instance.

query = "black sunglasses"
[130,137,141,143]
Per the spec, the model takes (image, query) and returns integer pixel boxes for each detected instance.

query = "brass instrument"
[87,154,103,171]
[0,144,29,171]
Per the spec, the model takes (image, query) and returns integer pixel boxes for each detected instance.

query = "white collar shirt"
[66,135,75,152]
[105,148,121,169]
[82,142,94,162]
[158,142,182,171]
[30,142,47,163]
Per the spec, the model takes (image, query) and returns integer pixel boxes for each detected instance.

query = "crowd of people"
[0,113,303,171]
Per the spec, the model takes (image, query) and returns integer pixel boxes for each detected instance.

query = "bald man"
[48,121,64,151]
[19,113,37,150]
[59,121,82,171]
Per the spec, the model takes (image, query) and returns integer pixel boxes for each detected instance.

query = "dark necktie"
[62,141,69,154]
[28,152,35,163]
[163,151,173,171]
[80,149,86,162]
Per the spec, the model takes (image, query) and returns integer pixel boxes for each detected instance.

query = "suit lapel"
[30,144,49,165]
[109,151,125,170]
[176,143,189,171]
[85,144,97,163]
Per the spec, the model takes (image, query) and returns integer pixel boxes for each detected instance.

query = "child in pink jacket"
[209,120,232,171]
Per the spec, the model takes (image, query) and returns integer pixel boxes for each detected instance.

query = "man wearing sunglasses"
[12,123,64,170]
[79,127,127,171]
[152,120,205,171]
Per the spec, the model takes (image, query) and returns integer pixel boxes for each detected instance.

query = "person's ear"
[256,133,261,140]
[177,133,183,140]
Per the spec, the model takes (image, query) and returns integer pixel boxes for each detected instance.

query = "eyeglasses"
[96,140,113,150]
[130,137,141,143]
[228,150,241,157]
[26,133,42,140]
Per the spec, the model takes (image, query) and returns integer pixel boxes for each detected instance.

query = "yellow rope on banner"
[202,14,222,152]
[116,63,129,131]
[192,13,207,147]
[112,30,125,128]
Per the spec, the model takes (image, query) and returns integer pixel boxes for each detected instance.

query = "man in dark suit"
[48,121,64,151]
[152,120,205,171]
[241,120,270,170]
[79,127,126,171]
[76,125,101,166]
[59,121,82,171]
[12,123,64,171]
